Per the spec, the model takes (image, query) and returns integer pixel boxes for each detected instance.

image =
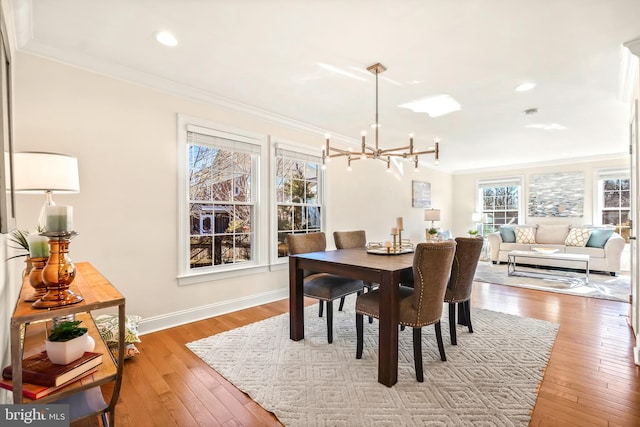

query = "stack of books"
[1,351,103,400]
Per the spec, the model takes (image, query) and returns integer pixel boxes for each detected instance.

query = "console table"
[9,262,125,426]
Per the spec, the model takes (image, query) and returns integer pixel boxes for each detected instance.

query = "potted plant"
[45,321,95,365]
[468,229,479,237]
[427,228,438,240]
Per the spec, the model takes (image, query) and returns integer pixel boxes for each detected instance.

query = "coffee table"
[507,250,590,284]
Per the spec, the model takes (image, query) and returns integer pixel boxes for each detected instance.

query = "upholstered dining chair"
[333,230,377,323]
[287,232,365,344]
[355,240,456,382]
[445,236,484,345]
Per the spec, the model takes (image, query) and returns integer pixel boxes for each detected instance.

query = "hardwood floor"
[81,282,639,427]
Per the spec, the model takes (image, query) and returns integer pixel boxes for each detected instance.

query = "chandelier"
[321,62,440,172]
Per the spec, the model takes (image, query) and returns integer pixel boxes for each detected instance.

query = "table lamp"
[13,152,80,229]
[424,208,441,228]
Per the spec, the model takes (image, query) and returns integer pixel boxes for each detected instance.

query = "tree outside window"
[276,156,322,257]
[602,177,630,242]
[479,184,520,234]
[188,143,255,269]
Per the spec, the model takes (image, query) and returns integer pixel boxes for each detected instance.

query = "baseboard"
[137,288,289,335]
[634,346,640,366]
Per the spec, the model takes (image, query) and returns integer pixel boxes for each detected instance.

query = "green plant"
[468,229,478,235]
[6,229,30,261]
[47,321,88,342]
[428,228,438,235]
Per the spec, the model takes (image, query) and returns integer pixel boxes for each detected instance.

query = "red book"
[2,351,103,387]
[0,367,98,400]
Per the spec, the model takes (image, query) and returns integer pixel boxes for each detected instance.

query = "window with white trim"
[596,169,630,242]
[477,177,523,233]
[180,121,263,275]
[273,143,324,259]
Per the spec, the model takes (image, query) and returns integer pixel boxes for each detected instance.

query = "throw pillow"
[586,228,614,248]
[499,226,516,243]
[565,228,593,247]
[514,227,536,244]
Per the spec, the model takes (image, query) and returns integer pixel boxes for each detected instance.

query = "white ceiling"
[8,0,640,172]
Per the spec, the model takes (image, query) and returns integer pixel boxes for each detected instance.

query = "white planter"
[45,333,95,365]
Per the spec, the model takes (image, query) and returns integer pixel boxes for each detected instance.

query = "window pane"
[278,205,293,232]
[293,206,304,230]
[620,190,630,208]
[602,211,619,225]
[603,179,619,191]
[190,236,213,268]
[621,178,630,191]
[307,182,318,204]
[307,206,321,229]
[604,192,619,208]
[233,173,250,202]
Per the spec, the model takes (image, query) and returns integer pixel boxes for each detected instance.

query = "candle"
[46,206,73,232]
[391,227,398,235]
[384,241,391,248]
[397,217,403,230]
[27,234,49,258]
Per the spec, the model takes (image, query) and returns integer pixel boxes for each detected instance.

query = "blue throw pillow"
[586,228,614,248]
[499,226,516,243]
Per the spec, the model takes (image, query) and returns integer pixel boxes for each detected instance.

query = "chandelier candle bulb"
[46,205,73,232]
[27,234,49,258]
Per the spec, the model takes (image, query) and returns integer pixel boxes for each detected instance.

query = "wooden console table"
[9,262,125,426]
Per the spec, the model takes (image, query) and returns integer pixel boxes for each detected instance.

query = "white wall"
[10,52,454,333]
[452,157,629,237]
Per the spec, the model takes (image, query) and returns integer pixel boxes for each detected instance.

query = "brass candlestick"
[33,232,83,309]
[24,257,49,302]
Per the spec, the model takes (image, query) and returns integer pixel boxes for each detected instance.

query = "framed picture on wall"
[0,12,15,234]
[412,181,431,208]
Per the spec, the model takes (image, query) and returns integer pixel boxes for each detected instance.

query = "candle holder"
[23,257,49,302]
[33,231,83,309]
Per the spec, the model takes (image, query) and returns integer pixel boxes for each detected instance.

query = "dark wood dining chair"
[333,230,377,323]
[445,237,484,345]
[355,240,456,382]
[287,232,365,344]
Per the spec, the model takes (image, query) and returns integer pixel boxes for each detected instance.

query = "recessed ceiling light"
[154,31,178,47]
[515,82,536,92]
[399,95,461,118]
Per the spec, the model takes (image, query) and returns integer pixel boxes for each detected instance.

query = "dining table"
[288,247,415,387]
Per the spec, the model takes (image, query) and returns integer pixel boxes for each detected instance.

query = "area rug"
[187,295,558,426]
[474,261,630,303]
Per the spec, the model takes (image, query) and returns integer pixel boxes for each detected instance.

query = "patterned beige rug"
[474,261,630,302]
[187,295,558,426]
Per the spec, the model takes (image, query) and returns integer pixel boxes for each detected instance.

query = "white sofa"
[487,223,626,276]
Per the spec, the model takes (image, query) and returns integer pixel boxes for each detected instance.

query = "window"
[597,169,630,242]
[274,143,324,259]
[477,177,523,233]
[179,119,265,279]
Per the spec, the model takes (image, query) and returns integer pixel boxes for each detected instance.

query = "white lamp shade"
[472,212,483,222]
[13,152,80,193]
[424,209,441,222]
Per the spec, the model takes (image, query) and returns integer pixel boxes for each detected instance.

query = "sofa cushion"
[565,246,605,258]
[500,243,533,252]
[565,227,593,247]
[514,227,536,244]
[586,228,614,248]
[535,224,570,244]
[499,226,516,243]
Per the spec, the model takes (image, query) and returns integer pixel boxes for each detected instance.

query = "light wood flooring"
[81,281,640,427]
